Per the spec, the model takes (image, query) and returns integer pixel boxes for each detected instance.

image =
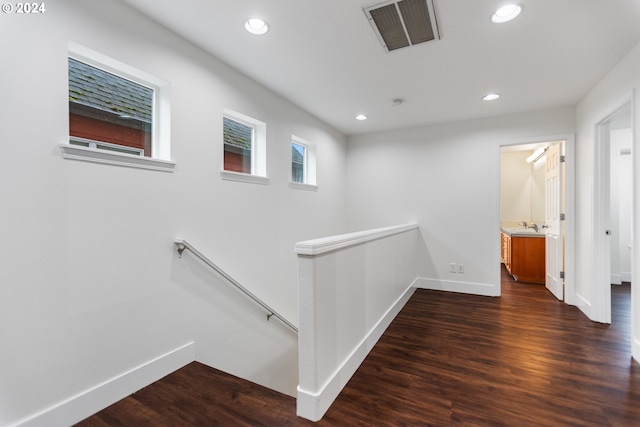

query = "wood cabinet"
[501,232,545,284]
[501,232,511,272]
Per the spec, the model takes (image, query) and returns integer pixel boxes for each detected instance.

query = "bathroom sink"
[501,227,544,236]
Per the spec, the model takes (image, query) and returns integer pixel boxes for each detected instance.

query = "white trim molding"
[295,223,418,256]
[60,143,176,172]
[414,277,498,297]
[220,170,270,185]
[289,182,318,191]
[632,86,640,364]
[15,342,194,427]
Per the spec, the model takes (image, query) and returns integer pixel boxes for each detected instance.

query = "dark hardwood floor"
[77,269,639,426]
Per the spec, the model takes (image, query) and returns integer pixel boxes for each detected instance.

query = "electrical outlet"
[449,263,456,273]
[458,264,464,274]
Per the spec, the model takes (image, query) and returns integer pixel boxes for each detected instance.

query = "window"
[223,116,253,174]
[68,57,153,156]
[61,42,174,172]
[221,109,268,184]
[289,135,317,190]
[292,141,306,183]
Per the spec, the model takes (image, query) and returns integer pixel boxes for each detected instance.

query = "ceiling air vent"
[364,0,439,52]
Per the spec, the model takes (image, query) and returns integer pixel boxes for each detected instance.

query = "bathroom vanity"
[501,227,545,284]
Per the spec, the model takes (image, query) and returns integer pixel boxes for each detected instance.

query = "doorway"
[499,135,576,304]
[593,103,632,324]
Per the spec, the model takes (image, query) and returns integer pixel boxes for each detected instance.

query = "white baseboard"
[297,284,416,422]
[414,277,498,297]
[633,337,640,364]
[611,272,632,284]
[16,342,195,427]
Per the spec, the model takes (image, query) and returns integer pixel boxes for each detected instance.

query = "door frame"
[633,88,640,362]
[593,98,633,324]
[499,133,576,305]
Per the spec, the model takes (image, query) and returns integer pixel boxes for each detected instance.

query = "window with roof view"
[292,141,306,183]
[290,135,317,189]
[223,116,253,174]
[68,57,153,157]
[221,110,267,183]
[63,43,172,172]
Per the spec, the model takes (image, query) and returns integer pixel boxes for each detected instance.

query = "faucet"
[520,221,540,232]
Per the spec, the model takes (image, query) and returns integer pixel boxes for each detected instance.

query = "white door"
[545,142,564,300]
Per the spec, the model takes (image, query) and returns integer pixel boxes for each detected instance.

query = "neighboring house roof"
[223,117,252,150]
[68,58,152,123]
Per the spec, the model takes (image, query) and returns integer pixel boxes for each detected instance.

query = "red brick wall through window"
[69,113,151,156]
[223,145,251,174]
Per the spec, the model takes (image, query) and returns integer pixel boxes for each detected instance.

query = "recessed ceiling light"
[355,114,368,121]
[245,18,269,35]
[491,4,522,23]
[482,93,501,101]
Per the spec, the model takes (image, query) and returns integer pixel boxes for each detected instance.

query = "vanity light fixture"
[526,147,547,163]
[245,18,269,35]
[482,93,500,101]
[491,4,522,23]
[355,114,368,121]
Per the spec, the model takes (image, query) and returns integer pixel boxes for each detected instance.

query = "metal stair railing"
[175,239,298,334]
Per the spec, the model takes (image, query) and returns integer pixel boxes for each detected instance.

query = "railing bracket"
[267,313,274,321]
[176,243,186,258]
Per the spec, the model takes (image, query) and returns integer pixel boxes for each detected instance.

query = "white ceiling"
[118,0,640,136]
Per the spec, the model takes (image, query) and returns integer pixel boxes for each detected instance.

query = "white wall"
[500,151,545,225]
[0,1,348,425]
[500,151,532,224]
[346,108,575,297]
[531,160,546,224]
